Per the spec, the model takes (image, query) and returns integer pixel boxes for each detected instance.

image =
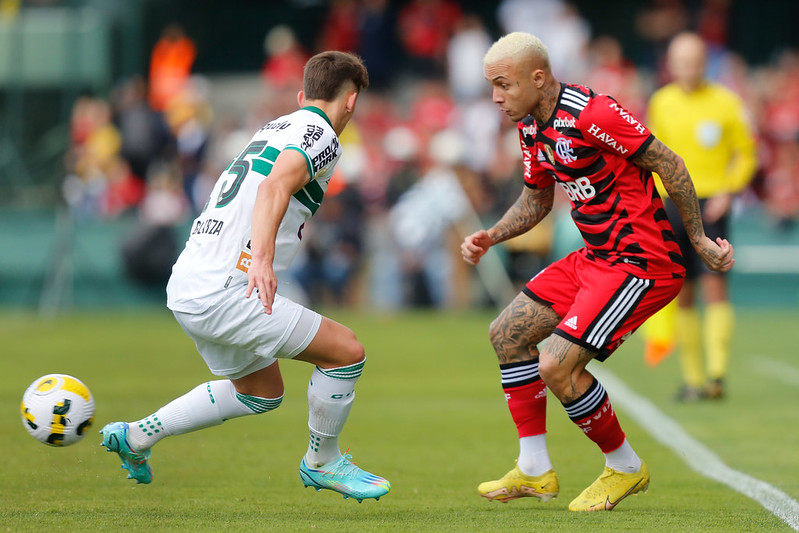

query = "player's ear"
[297,90,305,108]
[345,91,358,114]
[532,69,545,89]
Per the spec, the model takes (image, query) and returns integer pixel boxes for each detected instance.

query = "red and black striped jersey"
[518,83,685,279]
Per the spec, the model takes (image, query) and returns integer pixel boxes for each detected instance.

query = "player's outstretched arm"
[246,149,311,313]
[631,138,734,272]
[461,185,554,265]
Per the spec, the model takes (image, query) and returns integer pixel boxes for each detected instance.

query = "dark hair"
[303,51,369,101]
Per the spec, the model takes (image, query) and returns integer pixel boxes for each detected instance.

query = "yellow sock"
[677,307,703,387]
[705,302,733,381]
[643,300,676,366]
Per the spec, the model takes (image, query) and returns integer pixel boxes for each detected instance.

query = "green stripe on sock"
[236,392,283,414]
[317,360,365,380]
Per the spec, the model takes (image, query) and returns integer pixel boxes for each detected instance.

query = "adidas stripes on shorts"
[523,250,683,361]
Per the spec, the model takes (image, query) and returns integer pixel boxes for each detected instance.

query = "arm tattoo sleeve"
[489,185,555,245]
[632,139,706,245]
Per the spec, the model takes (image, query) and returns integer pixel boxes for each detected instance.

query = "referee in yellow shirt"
[646,32,757,401]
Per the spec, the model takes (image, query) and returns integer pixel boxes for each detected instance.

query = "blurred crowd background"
[1,0,799,312]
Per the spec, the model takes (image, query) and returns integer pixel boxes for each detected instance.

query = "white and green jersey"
[167,106,341,313]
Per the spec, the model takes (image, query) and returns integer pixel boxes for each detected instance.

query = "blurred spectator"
[754,49,799,226]
[446,14,492,103]
[357,0,397,90]
[148,23,196,113]
[63,96,145,218]
[451,97,501,174]
[164,75,214,212]
[121,162,188,289]
[387,130,471,307]
[397,0,462,79]
[112,75,173,182]
[697,0,729,48]
[497,0,590,80]
[762,139,799,227]
[261,25,309,91]
[696,0,731,80]
[584,35,648,119]
[317,0,361,53]
[635,0,688,82]
[292,178,365,306]
[408,79,456,146]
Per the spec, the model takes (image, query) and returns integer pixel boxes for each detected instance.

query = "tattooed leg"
[489,294,561,364]
[537,334,598,403]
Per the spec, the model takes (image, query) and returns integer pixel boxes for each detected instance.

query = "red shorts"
[524,250,683,361]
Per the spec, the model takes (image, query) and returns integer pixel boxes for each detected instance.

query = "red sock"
[500,361,547,437]
[563,379,625,453]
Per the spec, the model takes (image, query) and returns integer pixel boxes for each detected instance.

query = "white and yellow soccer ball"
[20,374,95,447]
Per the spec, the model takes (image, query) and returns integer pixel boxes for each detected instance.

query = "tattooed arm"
[461,185,554,265]
[631,138,735,272]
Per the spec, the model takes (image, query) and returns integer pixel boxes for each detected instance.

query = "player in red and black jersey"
[518,83,686,279]
[461,32,734,512]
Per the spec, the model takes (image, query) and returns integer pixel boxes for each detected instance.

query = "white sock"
[604,438,642,473]
[127,380,282,451]
[305,359,365,467]
[517,434,553,476]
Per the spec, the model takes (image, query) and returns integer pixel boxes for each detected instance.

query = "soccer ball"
[20,374,95,447]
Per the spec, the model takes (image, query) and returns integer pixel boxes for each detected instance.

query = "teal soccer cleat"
[299,454,390,502]
[100,422,153,484]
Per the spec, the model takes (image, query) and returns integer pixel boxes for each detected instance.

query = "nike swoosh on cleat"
[604,479,643,510]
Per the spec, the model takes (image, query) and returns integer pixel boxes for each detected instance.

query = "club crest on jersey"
[555,137,577,163]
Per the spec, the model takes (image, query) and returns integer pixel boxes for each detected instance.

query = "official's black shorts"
[664,198,728,280]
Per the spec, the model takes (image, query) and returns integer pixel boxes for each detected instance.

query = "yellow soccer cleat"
[478,464,559,503]
[568,462,649,511]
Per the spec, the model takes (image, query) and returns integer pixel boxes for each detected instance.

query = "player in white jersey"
[100,51,390,503]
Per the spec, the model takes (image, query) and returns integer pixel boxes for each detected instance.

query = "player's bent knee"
[339,333,365,366]
[300,320,365,368]
[328,322,364,363]
[537,357,563,387]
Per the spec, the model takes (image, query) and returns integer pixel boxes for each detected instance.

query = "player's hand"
[245,258,278,314]
[695,236,735,273]
[461,230,493,265]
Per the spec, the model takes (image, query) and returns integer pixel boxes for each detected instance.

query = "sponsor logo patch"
[236,251,252,273]
[553,117,576,129]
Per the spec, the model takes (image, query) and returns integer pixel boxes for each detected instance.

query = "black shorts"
[664,198,728,280]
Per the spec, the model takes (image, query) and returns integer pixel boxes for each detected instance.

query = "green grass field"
[1,307,797,532]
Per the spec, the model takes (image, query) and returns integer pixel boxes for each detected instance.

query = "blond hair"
[483,32,549,68]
